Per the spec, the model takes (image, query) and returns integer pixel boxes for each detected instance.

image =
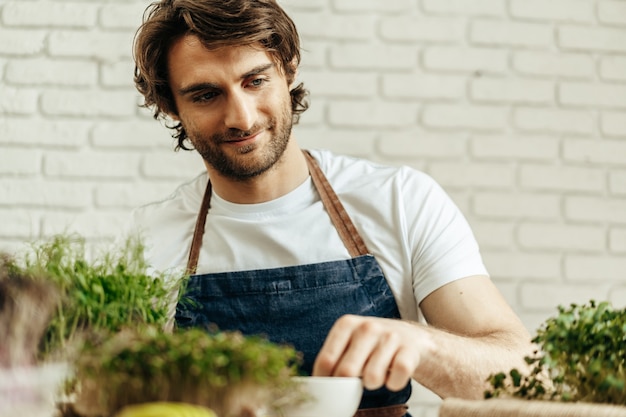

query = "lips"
[226,131,261,142]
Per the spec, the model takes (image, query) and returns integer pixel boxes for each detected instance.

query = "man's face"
[167,35,294,181]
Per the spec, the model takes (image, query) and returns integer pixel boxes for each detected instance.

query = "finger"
[313,315,360,376]
[386,346,417,392]
[331,323,382,378]
[360,332,400,390]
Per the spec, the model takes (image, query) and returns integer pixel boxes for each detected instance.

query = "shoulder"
[128,172,207,247]
[306,148,441,198]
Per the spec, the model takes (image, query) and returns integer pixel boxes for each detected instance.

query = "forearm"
[412,323,532,399]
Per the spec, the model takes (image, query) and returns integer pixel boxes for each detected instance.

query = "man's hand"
[312,315,432,391]
[312,276,533,400]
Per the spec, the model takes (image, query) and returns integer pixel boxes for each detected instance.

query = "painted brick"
[329,44,417,70]
[565,196,626,224]
[559,82,626,109]
[447,190,472,215]
[0,87,38,114]
[91,120,173,149]
[520,283,609,311]
[481,251,561,280]
[6,57,97,86]
[41,90,137,117]
[0,28,47,55]
[470,77,554,104]
[518,222,606,252]
[99,3,146,29]
[41,211,128,239]
[563,137,626,166]
[599,56,626,82]
[470,19,554,48]
[469,221,516,250]
[471,134,560,161]
[302,70,378,98]
[474,192,561,220]
[289,12,376,41]
[422,104,508,131]
[44,151,140,179]
[0,179,92,209]
[509,0,595,23]
[377,132,467,159]
[48,30,134,61]
[609,171,626,196]
[514,107,594,135]
[429,162,514,188]
[94,181,182,209]
[0,209,38,238]
[520,164,605,193]
[333,0,415,12]
[598,0,626,25]
[423,47,508,73]
[0,149,42,175]
[565,255,626,281]
[512,51,594,79]
[295,99,325,126]
[281,0,326,11]
[2,2,98,27]
[299,41,326,69]
[602,111,626,137]
[559,25,626,53]
[0,118,89,147]
[141,151,205,179]
[383,73,466,100]
[610,228,626,253]
[422,0,506,16]
[101,59,134,87]
[380,17,466,43]
[328,100,419,128]
[296,127,377,158]
[609,286,626,309]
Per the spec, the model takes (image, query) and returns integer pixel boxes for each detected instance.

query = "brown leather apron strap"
[186,179,212,275]
[354,404,409,417]
[303,150,370,258]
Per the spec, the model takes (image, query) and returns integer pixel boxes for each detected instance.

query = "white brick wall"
[1,0,626,414]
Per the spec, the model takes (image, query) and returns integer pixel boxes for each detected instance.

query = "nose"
[223,90,256,132]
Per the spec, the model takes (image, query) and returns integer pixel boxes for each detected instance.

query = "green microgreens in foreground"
[485,301,626,405]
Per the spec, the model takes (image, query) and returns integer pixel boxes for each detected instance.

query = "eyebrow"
[177,63,275,97]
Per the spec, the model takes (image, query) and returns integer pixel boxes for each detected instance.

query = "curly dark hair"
[133,0,309,150]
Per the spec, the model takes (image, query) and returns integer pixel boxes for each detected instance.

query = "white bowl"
[282,376,363,417]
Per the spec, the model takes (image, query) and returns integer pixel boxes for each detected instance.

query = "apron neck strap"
[303,150,370,258]
[186,150,370,275]
[187,180,212,276]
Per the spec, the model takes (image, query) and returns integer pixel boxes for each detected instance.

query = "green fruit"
[114,402,218,417]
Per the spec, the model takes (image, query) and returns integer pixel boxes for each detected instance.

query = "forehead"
[167,34,279,88]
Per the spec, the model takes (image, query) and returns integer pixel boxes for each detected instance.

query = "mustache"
[216,120,274,141]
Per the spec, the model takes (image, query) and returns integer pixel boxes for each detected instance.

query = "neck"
[205,140,309,204]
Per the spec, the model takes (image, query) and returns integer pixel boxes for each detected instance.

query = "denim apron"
[176,151,411,417]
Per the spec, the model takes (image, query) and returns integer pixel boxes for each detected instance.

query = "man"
[130,0,532,415]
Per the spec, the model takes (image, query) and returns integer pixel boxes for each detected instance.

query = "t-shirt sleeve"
[404,170,488,305]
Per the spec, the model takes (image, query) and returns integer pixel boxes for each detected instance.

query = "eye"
[249,77,267,88]
[192,91,219,103]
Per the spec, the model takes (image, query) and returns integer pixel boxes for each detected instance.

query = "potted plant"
[5,234,179,360]
[72,326,303,417]
[439,300,626,417]
[5,234,307,417]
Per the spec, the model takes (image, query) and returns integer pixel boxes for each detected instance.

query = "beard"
[186,104,293,181]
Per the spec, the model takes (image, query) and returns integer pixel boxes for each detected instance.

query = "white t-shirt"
[129,149,488,321]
